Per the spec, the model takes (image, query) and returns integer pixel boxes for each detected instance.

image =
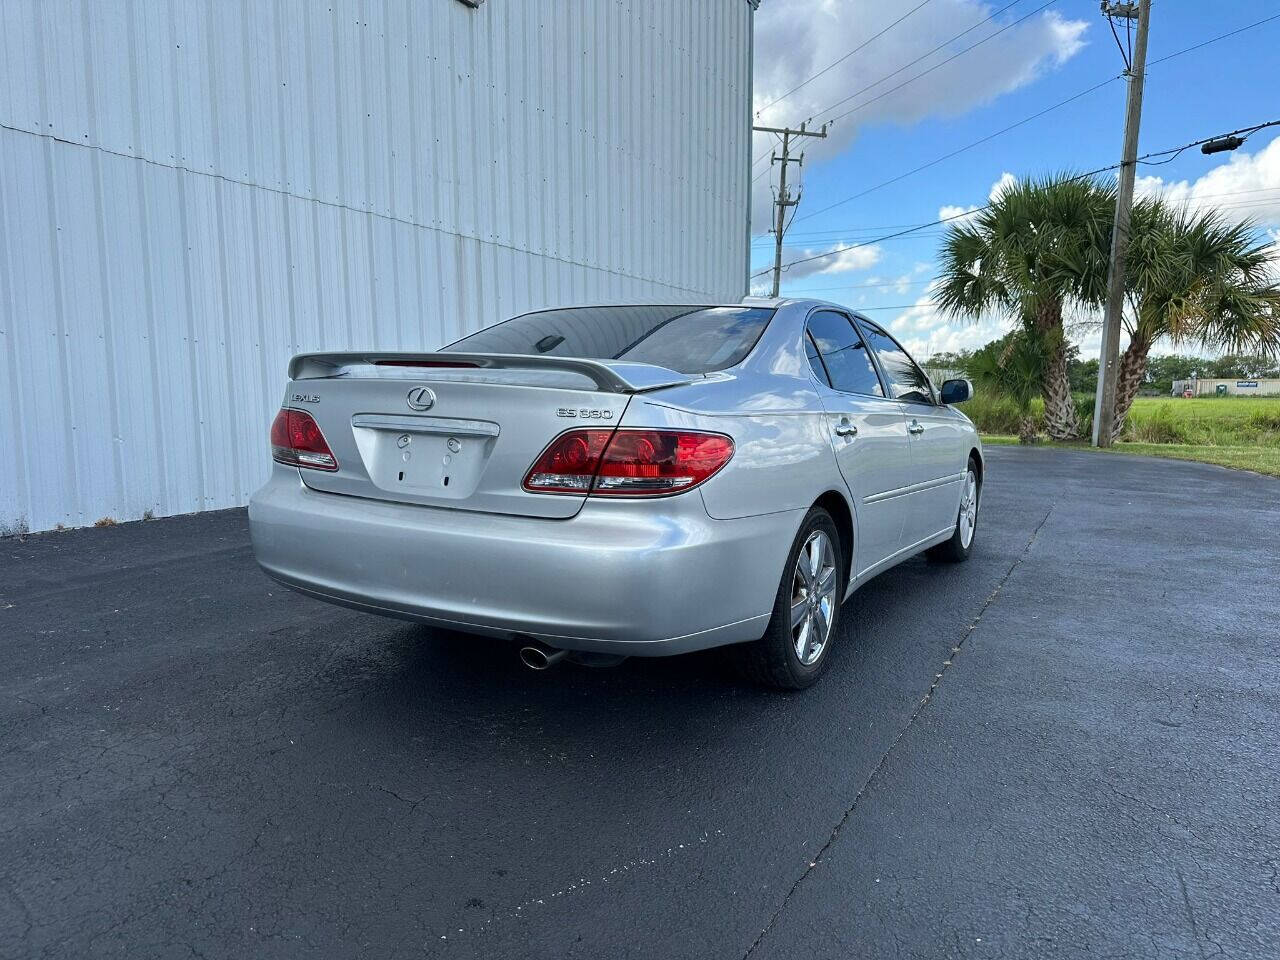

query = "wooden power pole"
[1093,0,1151,447]
[752,122,827,297]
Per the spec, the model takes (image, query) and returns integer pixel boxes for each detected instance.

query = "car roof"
[739,296,860,314]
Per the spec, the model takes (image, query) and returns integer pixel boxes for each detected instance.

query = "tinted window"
[858,319,935,404]
[806,311,884,396]
[443,305,774,375]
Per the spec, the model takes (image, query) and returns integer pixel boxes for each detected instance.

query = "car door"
[856,317,969,546]
[804,310,913,576]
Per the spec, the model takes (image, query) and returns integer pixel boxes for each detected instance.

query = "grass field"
[974,395,1280,478]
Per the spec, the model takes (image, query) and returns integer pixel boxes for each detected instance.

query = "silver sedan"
[249,299,982,688]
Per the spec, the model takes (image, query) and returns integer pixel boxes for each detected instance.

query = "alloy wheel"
[790,530,838,666]
[959,469,979,548]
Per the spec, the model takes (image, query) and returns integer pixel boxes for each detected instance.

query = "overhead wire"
[755,186,1280,250]
[1147,11,1280,67]
[752,123,1280,281]
[750,0,1029,175]
[793,75,1123,224]
[817,0,1056,127]
[772,13,1280,233]
[753,0,937,118]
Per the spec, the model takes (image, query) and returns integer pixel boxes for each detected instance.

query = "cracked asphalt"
[3,446,1278,959]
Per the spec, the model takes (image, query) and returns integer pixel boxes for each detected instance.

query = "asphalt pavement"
[3,446,1278,959]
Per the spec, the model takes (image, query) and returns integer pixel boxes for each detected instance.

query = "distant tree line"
[930,347,1280,397]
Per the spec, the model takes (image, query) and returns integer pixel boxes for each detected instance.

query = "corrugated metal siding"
[0,0,753,533]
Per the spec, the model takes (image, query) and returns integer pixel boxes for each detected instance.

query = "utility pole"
[752,122,827,297]
[1092,0,1151,447]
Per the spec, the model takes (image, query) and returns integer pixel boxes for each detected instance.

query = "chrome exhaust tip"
[518,643,569,671]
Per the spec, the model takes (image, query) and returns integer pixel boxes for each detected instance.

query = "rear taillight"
[523,429,733,497]
[594,430,734,495]
[270,409,338,471]
[523,429,613,493]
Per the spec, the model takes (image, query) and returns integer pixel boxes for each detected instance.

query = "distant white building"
[0,0,756,534]
[1171,378,1280,396]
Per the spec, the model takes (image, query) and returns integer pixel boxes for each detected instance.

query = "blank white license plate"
[351,415,499,499]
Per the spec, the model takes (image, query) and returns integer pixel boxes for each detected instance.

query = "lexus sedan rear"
[249,300,982,688]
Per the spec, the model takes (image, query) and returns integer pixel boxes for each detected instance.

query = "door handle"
[908,419,924,435]
[834,420,858,437]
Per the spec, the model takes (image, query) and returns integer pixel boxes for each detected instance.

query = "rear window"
[443,305,774,375]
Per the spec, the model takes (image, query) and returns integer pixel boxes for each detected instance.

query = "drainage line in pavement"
[741,505,1056,959]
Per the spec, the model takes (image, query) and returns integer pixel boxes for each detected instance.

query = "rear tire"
[735,507,844,690]
[927,457,980,563]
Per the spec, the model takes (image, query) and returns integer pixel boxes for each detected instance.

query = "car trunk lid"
[284,353,696,519]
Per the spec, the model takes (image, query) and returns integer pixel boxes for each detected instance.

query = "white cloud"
[1135,134,1280,226]
[894,309,1010,359]
[814,244,883,274]
[937,171,1016,224]
[894,263,931,294]
[938,203,978,222]
[988,171,1018,201]
[883,285,1009,359]
[751,2,1088,229]
[750,242,883,286]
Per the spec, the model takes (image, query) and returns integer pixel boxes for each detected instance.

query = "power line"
[749,200,1036,280]
[1106,7,1132,71]
[1147,11,1280,67]
[819,302,927,311]
[817,0,1056,127]
[759,195,1280,294]
[769,277,938,294]
[752,183,1280,253]
[752,121,1280,282]
[786,30,1280,231]
[1139,119,1280,164]
[750,0,1028,175]
[754,0,937,118]
[753,7,1280,232]
[793,75,1122,224]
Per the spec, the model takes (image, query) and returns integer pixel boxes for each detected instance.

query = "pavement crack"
[741,504,1054,960]
[1177,868,1215,960]
[373,784,425,813]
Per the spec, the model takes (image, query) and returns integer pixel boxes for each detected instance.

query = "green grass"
[1123,396,1280,445]
[1101,443,1280,477]
[972,395,1280,478]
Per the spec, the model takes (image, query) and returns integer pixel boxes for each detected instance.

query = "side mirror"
[940,378,973,404]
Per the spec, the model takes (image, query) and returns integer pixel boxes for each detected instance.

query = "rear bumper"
[248,468,800,655]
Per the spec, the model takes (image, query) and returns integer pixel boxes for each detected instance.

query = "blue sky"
[749,0,1280,361]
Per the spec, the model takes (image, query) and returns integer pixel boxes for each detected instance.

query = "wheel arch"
[812,489,855,588]
[969,447,984,484]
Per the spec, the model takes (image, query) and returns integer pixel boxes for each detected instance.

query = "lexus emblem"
[406,386,436,411]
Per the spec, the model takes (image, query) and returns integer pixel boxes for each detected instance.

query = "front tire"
[735,507,844,690]
[927,457,980,563]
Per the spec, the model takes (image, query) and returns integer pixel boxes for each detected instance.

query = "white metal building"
[0,0,755,534]
[1171,378,1280,397]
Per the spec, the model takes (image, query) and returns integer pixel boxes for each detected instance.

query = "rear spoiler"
[287,352,698,394]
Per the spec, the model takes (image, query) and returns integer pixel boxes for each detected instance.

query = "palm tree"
[936,175,1114,440]
[1114,203,1280,436]
[964,330,1044,444]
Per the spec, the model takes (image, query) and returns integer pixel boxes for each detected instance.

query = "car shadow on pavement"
[313,555,946,755]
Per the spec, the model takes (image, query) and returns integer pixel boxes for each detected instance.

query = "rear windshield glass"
[443,305,774,375]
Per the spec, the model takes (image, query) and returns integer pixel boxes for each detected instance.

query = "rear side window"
[805,310,884,397]
[443,305,774,375]
[857,319,935,404]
